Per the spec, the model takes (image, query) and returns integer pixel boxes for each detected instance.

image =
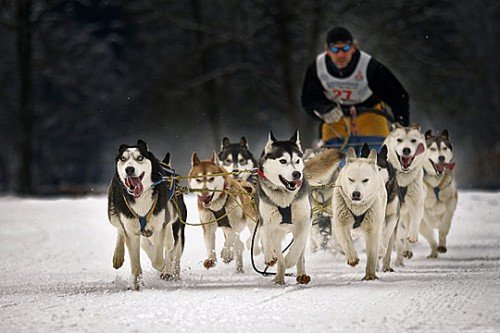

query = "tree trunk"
[16,0,34,195]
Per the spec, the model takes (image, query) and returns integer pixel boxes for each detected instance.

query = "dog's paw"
[112,255,124,269]
[273,276,285,285]
[403,250,413,259]
[407,232,418,243]
[437,246,447,253]
[296,274,311,285]
[347,255,360,267]
[221,247,234,263]
[141,229,153,238]
[160,272,173,280]
[427,251,438,259]
[362,273,379,281]
[382,266,395,273]
[265,257,277,267]
[203,259,216,269]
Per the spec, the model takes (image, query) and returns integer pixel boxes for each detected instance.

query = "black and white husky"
[107,140,186,290]
[218,137,257,183]
[420,129,457,258]
[257,130,311,285]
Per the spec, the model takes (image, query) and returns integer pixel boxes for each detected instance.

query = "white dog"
[420,129,458,258]
[383,123,426,266]
[333,147,387,280]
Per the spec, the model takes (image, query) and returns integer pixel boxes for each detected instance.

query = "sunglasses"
[329,44,352,54]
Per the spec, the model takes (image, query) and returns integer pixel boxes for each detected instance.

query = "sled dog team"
[108,124,457,290]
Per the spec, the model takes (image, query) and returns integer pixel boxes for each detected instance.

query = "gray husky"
[257,130,311,285]
[108,140,186,290]
[420,130,457,258]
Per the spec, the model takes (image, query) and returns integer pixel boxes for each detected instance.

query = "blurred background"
[0,0,498,195]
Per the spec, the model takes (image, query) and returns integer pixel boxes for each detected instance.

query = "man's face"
[326,42,355,69]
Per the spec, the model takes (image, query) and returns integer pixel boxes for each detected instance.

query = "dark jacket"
[301,50,410,126]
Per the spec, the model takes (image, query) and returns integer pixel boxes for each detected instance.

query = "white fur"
[383,125,426,267]
[333,148,387,280]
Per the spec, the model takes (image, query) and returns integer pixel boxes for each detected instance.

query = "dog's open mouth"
[125,172,145,198]
[398,143,425,171]
[430,160,455,176]
[279,175,302,191]
[198,192,214,207]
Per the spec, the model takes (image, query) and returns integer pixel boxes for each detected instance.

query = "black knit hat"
[326,27,353,45]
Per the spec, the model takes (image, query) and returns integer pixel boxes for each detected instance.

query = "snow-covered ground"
[1,191,499,332]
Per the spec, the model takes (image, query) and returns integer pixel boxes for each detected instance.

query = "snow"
[1,191,499,332]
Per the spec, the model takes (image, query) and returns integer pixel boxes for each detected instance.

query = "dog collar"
[257,168,266,179]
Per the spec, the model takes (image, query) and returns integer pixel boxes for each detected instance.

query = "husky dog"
[108,140,186,290]
[361,143,400,272]
[303,147,344,253]
[257,130,311,285]
[218,137,258,183]
[420,129,457,258]
[189,151,259,273]
[333,147,387,280]
[383,123,426,266]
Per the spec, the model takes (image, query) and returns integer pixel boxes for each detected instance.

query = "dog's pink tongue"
[415,143,425,156]
[293,179,302,188]
[125,177,144,198]
[198,194,212,205]
[435,163,445,173]
[401,156,413,168]
[444,162,456,171]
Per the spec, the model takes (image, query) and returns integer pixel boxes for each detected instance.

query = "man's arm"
[301,62,337,121]
[367,59,410,126]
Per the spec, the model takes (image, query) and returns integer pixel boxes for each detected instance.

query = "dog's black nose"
[125,166,135,176]
[292,171,301,179]
[352,191,361,200]
[438,155,445,163]
[402,148,411,156]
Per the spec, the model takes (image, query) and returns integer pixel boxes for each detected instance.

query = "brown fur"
[304,148,344,186]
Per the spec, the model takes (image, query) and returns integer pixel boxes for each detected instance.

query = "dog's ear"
[239,136,248,149]
[137,139,148,153]
[391,123,403,131]
[162,153,171,166]
[118,144,129,154]
[367,149,377,164]
[425,129,433,140]
[211,150,219,164]
[360,143,370,158]
[440,129,449,140]
[379,145,388,162]
[346,147,357,163]
[221,137,231,149]
[265,131,276,154]
[289,129,302,151]
[410,123,421,131]
[191,152,201,166]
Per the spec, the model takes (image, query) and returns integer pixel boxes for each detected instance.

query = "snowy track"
[1,191,499,332]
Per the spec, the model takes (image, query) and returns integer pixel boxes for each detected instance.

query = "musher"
[301,26,409,154]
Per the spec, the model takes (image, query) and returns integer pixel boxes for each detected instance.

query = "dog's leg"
[379,213,398,260]
[310,222,319,253]
[246,218,262,256]
[407,192,424,244]
[420,219,438,258]
[394,218,406,267]
[234,231,245,273]
[221,227,235,264]
[285,223,309,269]
[363,227,380,281]
[438,197,457,253]
[125,234,142,290]
[202,223,217,269]
[295,247,311,284]
[261,224,277,266]
[335,222,359,267]
[273,236,286,285]
[113,231,125,269]
[382,231,396,272]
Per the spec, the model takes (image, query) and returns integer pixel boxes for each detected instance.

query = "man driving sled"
[301,26,410,153]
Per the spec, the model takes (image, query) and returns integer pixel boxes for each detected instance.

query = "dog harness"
[351,211,366,229]
[278,206,292,225]
[209,206,231,228]
[122,193,158,237]
[151,162,177,201]
[399,186,408,204]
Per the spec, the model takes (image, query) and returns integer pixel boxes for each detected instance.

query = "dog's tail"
[304,148,344,185]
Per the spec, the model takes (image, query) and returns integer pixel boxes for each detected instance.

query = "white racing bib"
[316,51,373,106]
